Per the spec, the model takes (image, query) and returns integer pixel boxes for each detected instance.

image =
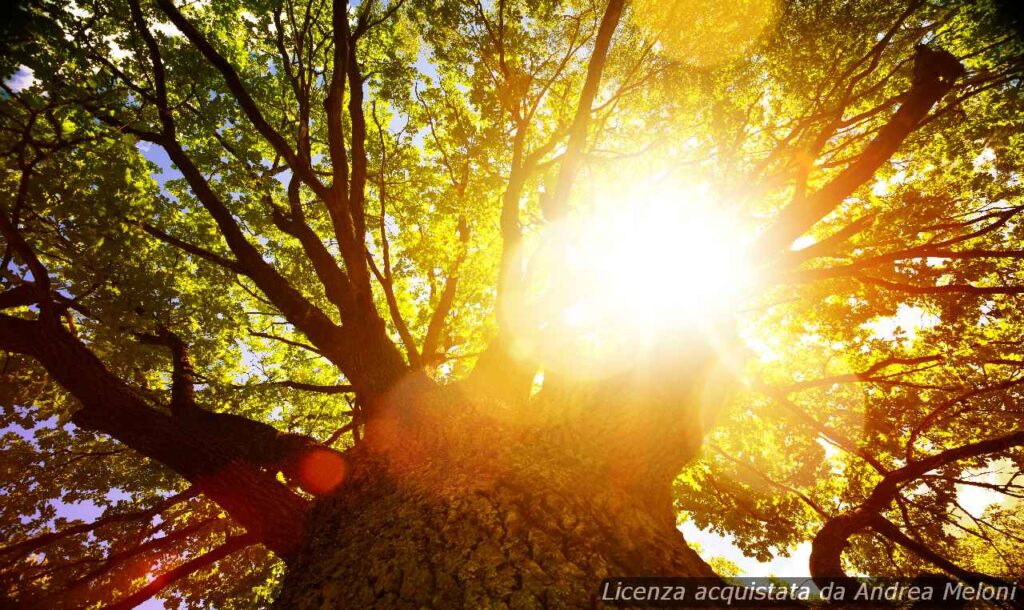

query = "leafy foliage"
[1,0,1023,606]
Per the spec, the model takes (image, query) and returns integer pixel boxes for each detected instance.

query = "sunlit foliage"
[1,0,1023,606]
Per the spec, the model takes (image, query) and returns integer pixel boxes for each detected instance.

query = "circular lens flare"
[296,448,346,495]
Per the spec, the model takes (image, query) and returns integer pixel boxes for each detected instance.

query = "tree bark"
[274,347,726,608]
[274,446,716,608]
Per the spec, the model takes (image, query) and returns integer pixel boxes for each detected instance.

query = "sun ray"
[508,179,754,378]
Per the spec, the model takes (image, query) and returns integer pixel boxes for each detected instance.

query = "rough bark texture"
[276,463,714,608]
[273,341,727,608]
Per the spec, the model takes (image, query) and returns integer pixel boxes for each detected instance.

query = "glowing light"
[956,459,1012,518]
[632,0,779,66]
[509,181,753,377]
[296,449,346,495]
[863,304,940,347]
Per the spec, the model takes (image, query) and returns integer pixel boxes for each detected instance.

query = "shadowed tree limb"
[120,2,408,399]
[234,380,355,394]
[778,202,1024,283]
[905,376,1024,463]
[136,325,350,497]
[137,327,197,415]
[789,246,1024,283]
[810,429,1024,583]
[0,488,197,566]
[309,0,381,314]
[755,45,965,259]
[346,18,372,244]
[0,311,309,558]
[868,514,1012,588]
[151,0,327,200]
[0,283,38,309]
[858,275,1024,295]
[53,517,221,606]
[0,212,309,557]
[0,182,51,303]
[102,532,257,610]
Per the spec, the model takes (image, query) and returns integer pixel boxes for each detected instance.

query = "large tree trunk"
[274,346,726,608]
[275,447,715,608]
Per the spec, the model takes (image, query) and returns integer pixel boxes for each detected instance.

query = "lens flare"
[297,449,346,495]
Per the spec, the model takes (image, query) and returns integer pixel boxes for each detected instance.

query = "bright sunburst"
[509,180,753,377]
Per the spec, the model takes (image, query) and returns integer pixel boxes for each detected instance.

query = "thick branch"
[868,515,1010,588]
[61,517,219,604]
[0,313,308,558]
[152,0,327,199]
[124,2,406,394]
[346,33,369,243]
[755,46,965,258]
[238,380,355,394]
[141,3,396,370]
[543,0,625,221]
[319,0,379,310]
[0,283,38,310]
[810,429,1024,582]
[138,327,197,415]
[138,327,350,496]
[0,194,51,300]
[269,188,358,319]
[859,275,1024,295]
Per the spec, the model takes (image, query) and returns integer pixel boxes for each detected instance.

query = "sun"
[508,180,754,378]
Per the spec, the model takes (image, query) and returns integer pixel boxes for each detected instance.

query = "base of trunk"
[274,443,715,604]
[274,367,723,608]
[277,467,714,607]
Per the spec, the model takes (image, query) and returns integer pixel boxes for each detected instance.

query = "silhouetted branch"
[103,532,257,610]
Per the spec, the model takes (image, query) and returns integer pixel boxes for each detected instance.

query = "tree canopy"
[1,0,1023,607]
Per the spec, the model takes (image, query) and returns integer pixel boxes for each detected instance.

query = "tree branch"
[140,222,243,274]
[0,488,197,565]
[810,429,1024,582]
[233,379,355,394]
[103,532,256,610]
[754,46,965,258]
[0,312,308,558]
[868,514,1011,588]
[422,218,470,365]
[542,0,624,221]
[778,354,943,392]
[137,327,198,415]
[152,0,327,198]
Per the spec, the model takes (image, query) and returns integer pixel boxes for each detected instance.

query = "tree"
[1,0,1022,606]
